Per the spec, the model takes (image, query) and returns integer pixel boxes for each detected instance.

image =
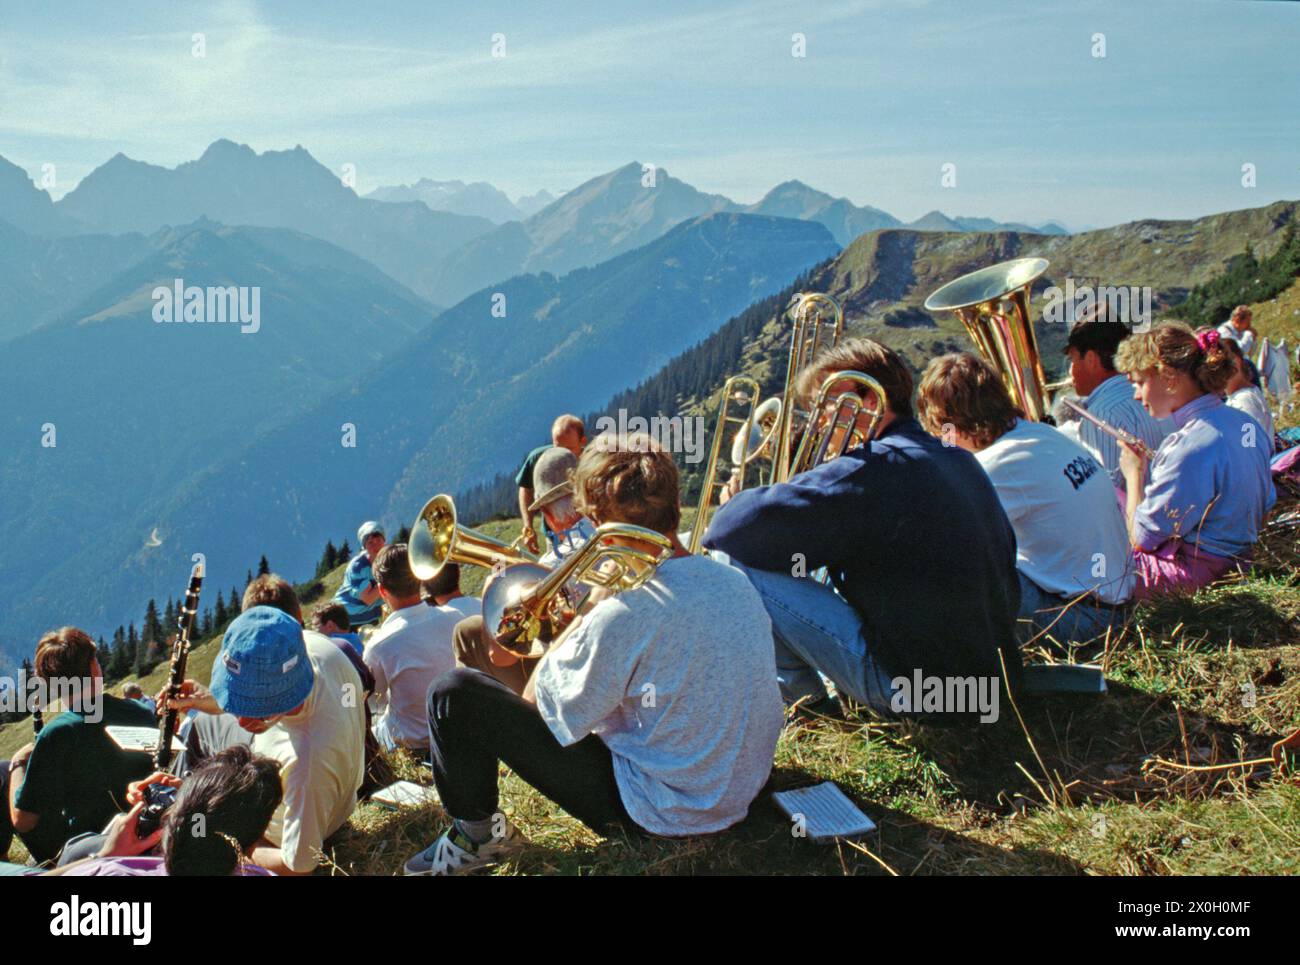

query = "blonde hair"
[572,433,680,534]
[551,414,586,442]
[1114,321,1235,395]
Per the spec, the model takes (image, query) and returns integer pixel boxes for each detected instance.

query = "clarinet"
[155,561,204,771]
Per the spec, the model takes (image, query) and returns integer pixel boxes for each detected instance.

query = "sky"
[0,0,1297,229]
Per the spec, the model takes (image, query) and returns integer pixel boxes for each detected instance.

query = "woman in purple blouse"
[1114,323,1275,598]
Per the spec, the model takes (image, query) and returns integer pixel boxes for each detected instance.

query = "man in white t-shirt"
[421,562,482,623]
[1217,305,1256,357]
[404,433,783,876]
[365,543,462,752]
[919,353,1135,647]
[166,606,366,875]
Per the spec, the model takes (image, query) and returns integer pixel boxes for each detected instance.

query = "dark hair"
[162,745,283,876]
[1115,321,1235,395]
[1065,314,1130,372]
[242,574,301,621]
[422,563,461,602]
[309,602,350,632]
[794,338,914,417]
[373,543,420,599]
[34,627,97,682]
[916,353,1022,448]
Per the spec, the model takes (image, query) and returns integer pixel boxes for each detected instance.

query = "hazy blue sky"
[1,0,1296,228]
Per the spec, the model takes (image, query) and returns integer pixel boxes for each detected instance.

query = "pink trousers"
[1132,541,1237,600]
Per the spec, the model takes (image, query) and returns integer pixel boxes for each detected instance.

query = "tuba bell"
[408,494,535,582]
[924,257,1052,422]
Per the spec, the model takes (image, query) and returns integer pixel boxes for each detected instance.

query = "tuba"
[686,375,761,554]
[482,523,675,656]
[924,257,1052,421]
[408,494,535,582]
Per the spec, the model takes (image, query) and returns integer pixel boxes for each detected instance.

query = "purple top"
[61,856,274,876]
[1134,394,1275,557]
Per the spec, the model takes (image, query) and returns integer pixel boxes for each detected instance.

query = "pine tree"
[257,555,270,577]
[201,607,213,637]
[142,599,164,659]
[397,525,411,544]
[108,626,129,679]
[245,569,254,591]
[338,540,351,561]
[163,598,177,635]
[128,624,142,675]
[214,594,228,628]
[229,587,241,615]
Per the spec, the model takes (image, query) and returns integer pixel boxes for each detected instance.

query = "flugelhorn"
[686,375,761,554]
[408,494,535,582]
[924,258,1052,422]
[768,291,846,484]
[482,524,675,656]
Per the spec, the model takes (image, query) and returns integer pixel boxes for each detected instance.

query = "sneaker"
[402,821,522,876]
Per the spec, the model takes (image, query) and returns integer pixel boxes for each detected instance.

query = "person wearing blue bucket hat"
[161,605,365,874]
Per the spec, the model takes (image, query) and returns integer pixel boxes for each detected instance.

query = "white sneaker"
[402,821,522,876]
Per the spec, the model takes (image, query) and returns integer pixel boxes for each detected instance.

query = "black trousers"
[426,668,636,836]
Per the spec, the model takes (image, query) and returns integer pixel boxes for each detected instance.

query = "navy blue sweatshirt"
[704,418,1021,687]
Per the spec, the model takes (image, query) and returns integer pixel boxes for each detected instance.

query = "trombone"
[482,524,675,656]
[789,370,888,474]
[686,375,761,554]
[769,292,846,483]
[924,257,1052,422]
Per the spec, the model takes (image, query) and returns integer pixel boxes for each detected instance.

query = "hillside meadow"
[3,281,1298,875]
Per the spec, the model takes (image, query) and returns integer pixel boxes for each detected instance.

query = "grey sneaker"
[402,821,523,876]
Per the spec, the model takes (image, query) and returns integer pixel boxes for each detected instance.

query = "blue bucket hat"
[210,606,314,719]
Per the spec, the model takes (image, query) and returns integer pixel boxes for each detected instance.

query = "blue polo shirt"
[1134,394,1275,558]
[704,418,1021,685]
[333,551,383,624]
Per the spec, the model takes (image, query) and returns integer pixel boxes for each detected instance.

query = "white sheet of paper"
[371,780,440,809]
[104,725,184,754]
[772,782,877,843]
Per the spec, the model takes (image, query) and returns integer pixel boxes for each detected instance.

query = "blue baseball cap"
[210,606,314,719]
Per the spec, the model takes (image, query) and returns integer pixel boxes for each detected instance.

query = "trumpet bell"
[408,494,534,582]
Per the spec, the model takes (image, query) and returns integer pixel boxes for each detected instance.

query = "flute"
[1061,398,1156,460]
[155,561,204,771]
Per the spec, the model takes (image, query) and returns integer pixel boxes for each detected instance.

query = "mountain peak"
[199,138,256,162]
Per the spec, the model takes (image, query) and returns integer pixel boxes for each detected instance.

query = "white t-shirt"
[253,631,366,873]
[364,602,461,749]
[1217,321,1256,357]
[1227,386,1274,454]
[976,419,1135,605]
[533,553,783,837]
[437,596,482,623]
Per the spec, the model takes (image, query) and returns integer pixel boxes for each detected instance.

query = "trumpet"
[686,375,761,554]
[408,494,536,582]
[768,292,846,484]
[482,524,675,656]
[924,258,1052,422]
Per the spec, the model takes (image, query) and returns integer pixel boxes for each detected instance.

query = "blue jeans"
[1016,571,1132,646]
[719,556,895,713]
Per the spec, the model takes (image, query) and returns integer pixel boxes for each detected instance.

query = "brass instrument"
[687,375,761,554]
[408,494,536,582]
[924,258,1052,421]
[768,292,846,484]
[482,523,675,656]
[788,370,888,475]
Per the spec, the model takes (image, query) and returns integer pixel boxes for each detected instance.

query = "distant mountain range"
[366,179,557,223]
[0,210,834,665]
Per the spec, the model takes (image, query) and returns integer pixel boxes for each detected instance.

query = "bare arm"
[249,842,314,876]
[518,488,539,554]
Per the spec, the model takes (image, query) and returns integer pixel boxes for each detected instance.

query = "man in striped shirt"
[1063,315,1170,489]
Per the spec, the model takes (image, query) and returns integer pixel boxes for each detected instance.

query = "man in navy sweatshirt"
[704,338,1021,720]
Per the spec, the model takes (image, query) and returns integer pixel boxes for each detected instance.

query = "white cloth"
[253,631,366,873]
[975,419,1135,604]
[1217,321,1256,356]
[533,554,783,836]
[1257,338,1293,403]
[1227,386,1275,454]
[438,596,482,623]
[364,603,461,749]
